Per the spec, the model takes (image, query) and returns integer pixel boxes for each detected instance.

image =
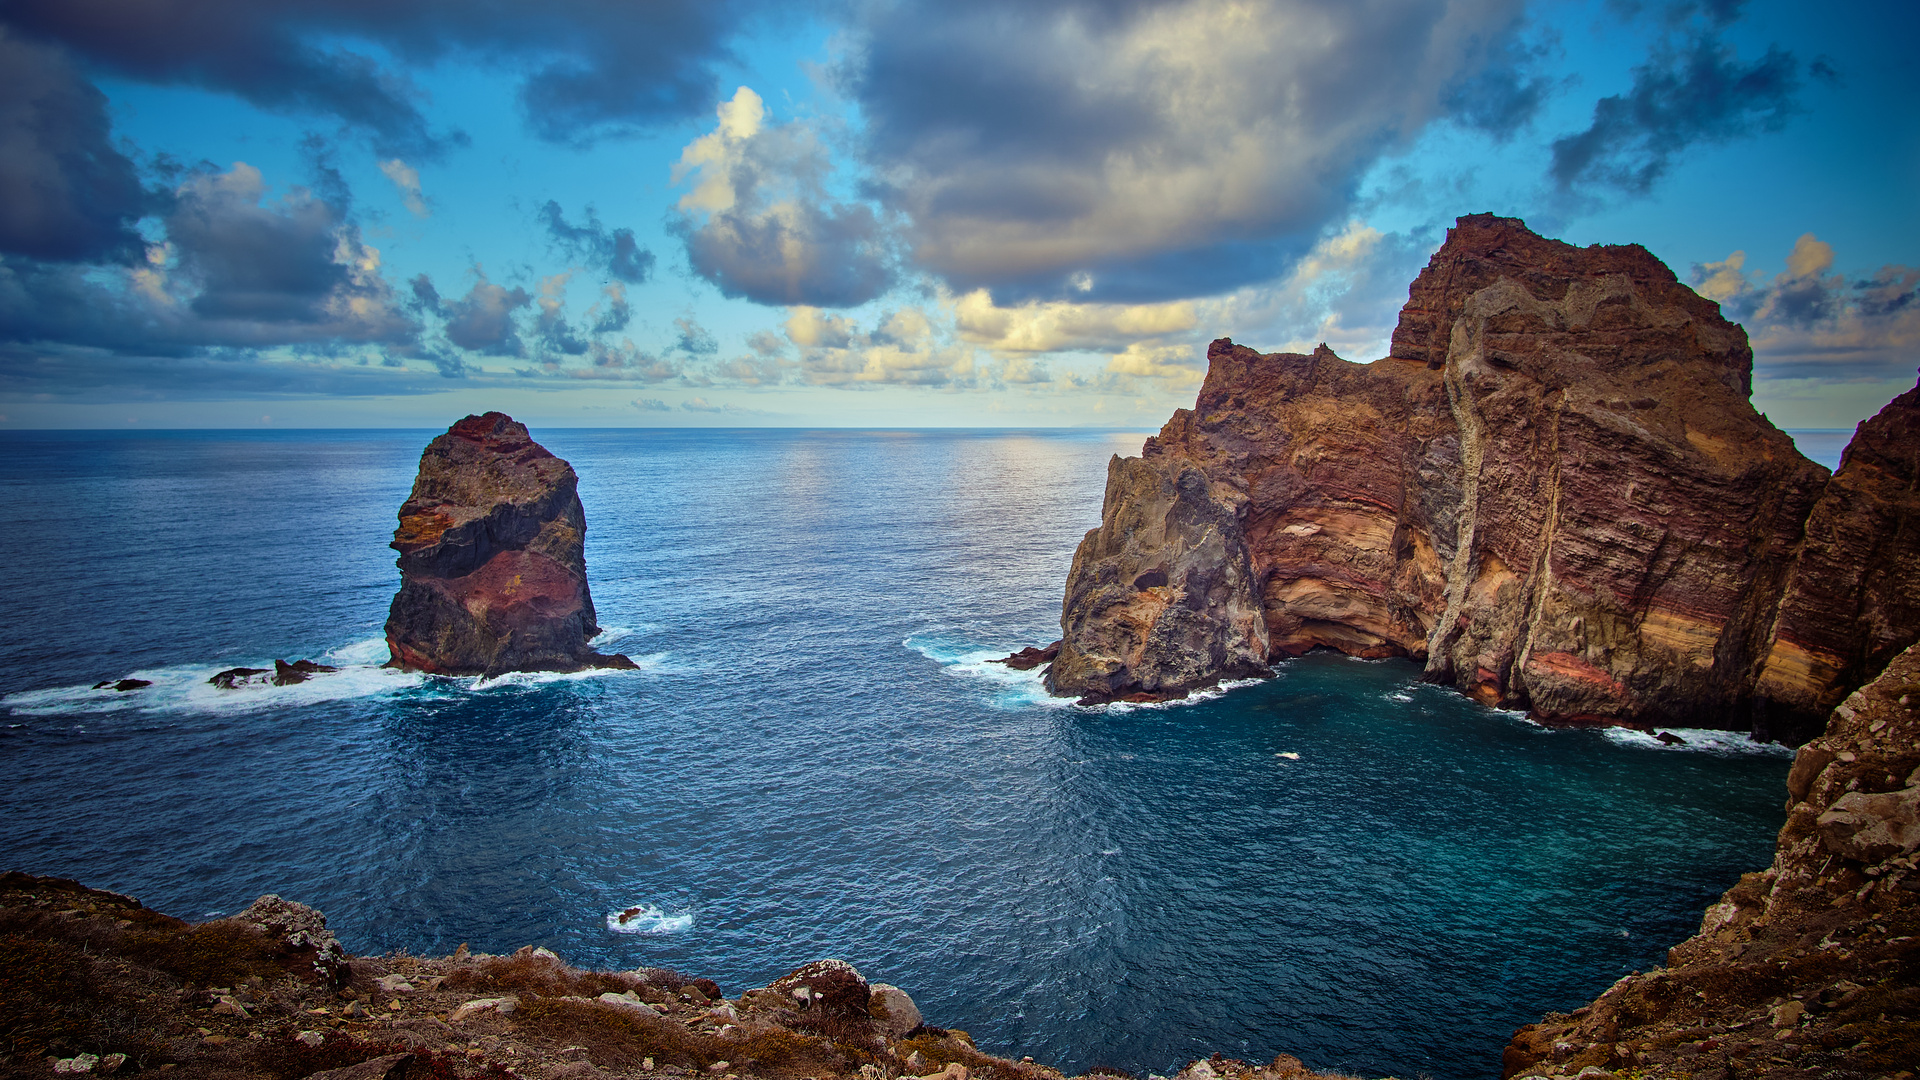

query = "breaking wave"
[605,903,693,935]
[0,636,660,719]
[1601,726,1796,756]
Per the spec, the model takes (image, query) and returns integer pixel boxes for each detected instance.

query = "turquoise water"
[0,429,1790,1080]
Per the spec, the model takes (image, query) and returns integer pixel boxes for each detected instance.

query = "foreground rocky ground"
[0,874,1348,1080]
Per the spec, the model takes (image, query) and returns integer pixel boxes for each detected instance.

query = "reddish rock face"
[1048,214,1917,737]
[1755,382,1920,735]
[384,412,634,677]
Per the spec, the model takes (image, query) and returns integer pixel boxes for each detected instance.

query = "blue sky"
[1,0,1914,429]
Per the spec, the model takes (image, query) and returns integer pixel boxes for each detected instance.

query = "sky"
[0,0,1914,430]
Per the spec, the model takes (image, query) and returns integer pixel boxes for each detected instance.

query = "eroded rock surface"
[1756,382,1920,737]
[1502,641,1920,1080]
[1049,214,1917,733]
[384,412,634,677]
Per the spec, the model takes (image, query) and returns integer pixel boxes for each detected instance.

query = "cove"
[0,428,1789,1080]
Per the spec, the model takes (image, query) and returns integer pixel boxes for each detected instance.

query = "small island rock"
[384,412,634,677]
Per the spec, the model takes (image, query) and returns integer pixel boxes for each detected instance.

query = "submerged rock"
[272,659,337,685]
[1049,214,1918,733]
[207,660,337,689]
[383,412,634,677]
[90,678,150,692]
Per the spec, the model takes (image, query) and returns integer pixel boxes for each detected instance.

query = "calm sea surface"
[0,429,1796,1080]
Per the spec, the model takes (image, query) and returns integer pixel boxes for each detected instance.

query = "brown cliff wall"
[385,412,633,677]
[1049,215,1916,740]
[1756,384,1920,733]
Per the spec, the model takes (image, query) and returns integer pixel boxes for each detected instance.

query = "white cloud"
[670,86,894,307]
[378,159,429,218]
[951,290,1197,353]
[854,0,1528,300]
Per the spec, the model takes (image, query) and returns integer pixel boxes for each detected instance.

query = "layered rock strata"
[1503,640,1920,1080]
[1755,383,1920,733]
[385,412,633,676]
[1047,214,1919,740]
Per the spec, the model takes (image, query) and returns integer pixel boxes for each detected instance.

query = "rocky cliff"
[1755,384,1920,733]
[1502,640,1920,1080]
[385,412,634,677]
[1047,214,1919,741]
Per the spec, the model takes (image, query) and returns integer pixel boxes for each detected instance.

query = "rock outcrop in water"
[385,412,634,677]
[1046,214,1919,741]
[1503,640,1920,1080]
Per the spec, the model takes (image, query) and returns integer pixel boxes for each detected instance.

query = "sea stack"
[384,412,634,676]
[1046,214,1918,741]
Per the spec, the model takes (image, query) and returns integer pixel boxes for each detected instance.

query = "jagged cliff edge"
[1044,214,1920,744]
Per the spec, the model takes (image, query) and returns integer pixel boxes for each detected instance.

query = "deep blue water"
[0,429,1792,1080]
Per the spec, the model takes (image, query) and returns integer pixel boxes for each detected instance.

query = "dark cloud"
[539,202,654,283]
[437,273,531,356]
[841,0,1531,303]
[530,273,588,356]
[591,283,631,335]
[672,89,895,307]
[407,268,532,356]
[0,0,802,153]
[0,162,415,355]
[1550,15,1801,194]
[1442,30,1560,139]
[673,317,717,355]
[167,166,351,323]
[0,340,458,400]
[0,30,148,263]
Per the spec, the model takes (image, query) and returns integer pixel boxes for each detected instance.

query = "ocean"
[0,428,1801,1080]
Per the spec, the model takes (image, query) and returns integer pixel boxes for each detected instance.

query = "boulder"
[233,893,350,986]
[383,413,635,677]
[448,996,519,1022]
[869,982,922,1036]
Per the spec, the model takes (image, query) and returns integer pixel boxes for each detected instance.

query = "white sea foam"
[1,639,663,719]
[903,633,1068,710]
[1601,726,1795,756]
[1088,676,1267,713]
[605,903,693,935]
[590,625,657,648]
[0,659,435,718]
[466,655,664,689]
